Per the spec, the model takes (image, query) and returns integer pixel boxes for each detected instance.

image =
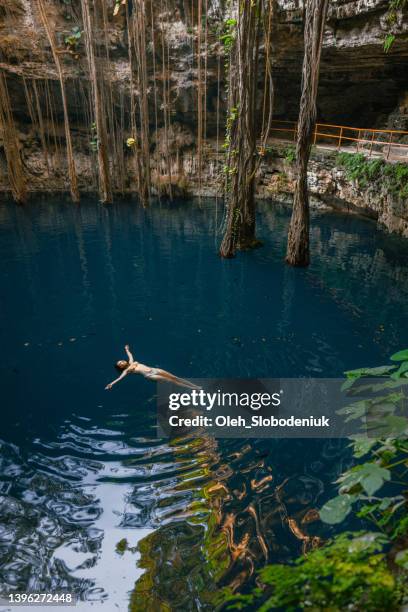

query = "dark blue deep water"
[1,198,408,609]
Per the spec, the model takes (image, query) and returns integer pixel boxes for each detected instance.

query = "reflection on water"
[1,198,408,609]
[131,436,348,610]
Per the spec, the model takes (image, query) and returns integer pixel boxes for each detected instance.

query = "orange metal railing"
[268,120,408,161]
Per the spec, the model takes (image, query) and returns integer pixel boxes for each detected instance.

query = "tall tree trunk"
[220,0,274,259]
[81,0,112,204]
[37,0,79,202]
[285,0,328,267]
[219,1,260,258]
[0,73,27,203]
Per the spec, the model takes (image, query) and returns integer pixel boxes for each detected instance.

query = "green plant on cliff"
[220,17,237,52]
[284,144,296,164]
[220,15,238,192]
[336,152,408,199]
[384,33,396,52]
[384,0,407,51]
[64,26,82,51]
[220,351,408,611]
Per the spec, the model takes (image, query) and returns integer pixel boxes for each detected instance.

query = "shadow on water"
[0,197,408,608]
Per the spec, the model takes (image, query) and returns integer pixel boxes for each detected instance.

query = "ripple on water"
[0,414,221,605]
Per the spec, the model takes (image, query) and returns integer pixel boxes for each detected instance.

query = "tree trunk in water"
[81,0,112,204]
[285,0,328,267]
[0,73,27,203]
[220,0,273,259]
[37,0,79,202]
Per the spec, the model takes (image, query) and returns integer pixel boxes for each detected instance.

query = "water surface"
[1,198,408,609]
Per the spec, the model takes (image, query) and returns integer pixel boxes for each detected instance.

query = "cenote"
[1,198,408,609]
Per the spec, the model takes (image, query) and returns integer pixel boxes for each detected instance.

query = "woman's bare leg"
[154,370,202,390]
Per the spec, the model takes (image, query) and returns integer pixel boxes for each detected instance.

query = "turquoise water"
[1,197,408,608]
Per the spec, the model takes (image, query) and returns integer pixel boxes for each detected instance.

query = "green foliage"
[223,107,239,182]
[284,145,296,164]
[311,352,408,544]
[384,33,396,52]
[224,533,400,611]
[388,0,407,9]
[337,462,391,497]
[336,152,408,199]
[64,26,82,49]
[384,162,408,198]
[220,352,408,611]
[396,548,408,569]
[384,0,407,51]
[319,494,355,524]
[227,107,239,130]
[321,436,408,529]
[392,348,408,361]
[220,14,238,192]
[321,354,408,533]
[220,18,237,51]
[336,152,382,184]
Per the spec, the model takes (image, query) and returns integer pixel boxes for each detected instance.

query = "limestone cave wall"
[0,0,407,204]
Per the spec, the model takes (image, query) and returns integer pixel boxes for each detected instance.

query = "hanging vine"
[159,0,173,198]
[149,0,159,140]
[125,5,144,197]
[37,0,79,202]
[101,0,125,194]
[80,0,112,203]
[197,0,204,193]
[0,73,27,203]
[131,0,151,203]
[31,80,50,174]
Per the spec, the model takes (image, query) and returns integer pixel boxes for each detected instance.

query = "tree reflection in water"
[130,434,346,609]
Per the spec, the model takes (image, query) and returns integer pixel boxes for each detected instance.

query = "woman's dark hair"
[115,360,129,371]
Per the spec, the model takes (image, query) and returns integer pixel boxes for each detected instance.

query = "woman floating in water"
[105,345,201,391]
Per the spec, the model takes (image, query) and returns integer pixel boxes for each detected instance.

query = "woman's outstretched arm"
[105,370,129,390]
[125,344,134,364]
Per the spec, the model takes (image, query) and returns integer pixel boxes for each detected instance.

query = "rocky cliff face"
[0,0,407,214]
[257,142,408,237]
[273,0,408,127]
